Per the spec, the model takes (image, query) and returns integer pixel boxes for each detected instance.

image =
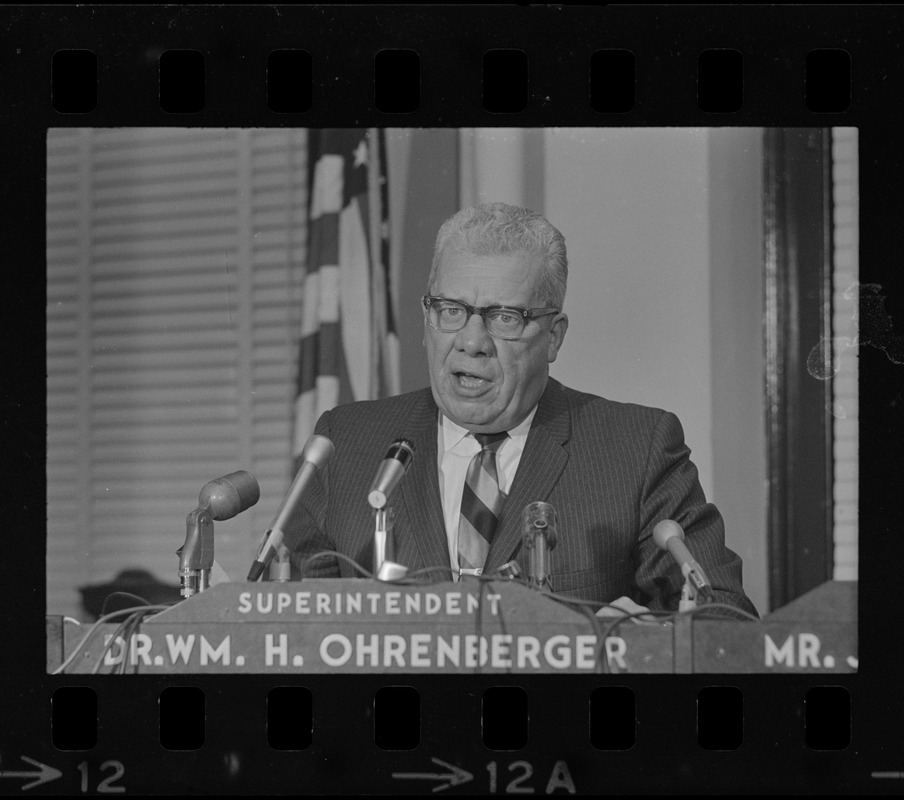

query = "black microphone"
[522,501,558,590]
[246,434,334,581]
[652,520,714,602]
[367,439,415,510]
[197,471,261,520]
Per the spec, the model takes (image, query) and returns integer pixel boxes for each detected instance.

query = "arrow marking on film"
[0,755,63,791]
[393,757,473,792]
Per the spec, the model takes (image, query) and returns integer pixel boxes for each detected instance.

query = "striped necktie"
[458,431,509,575]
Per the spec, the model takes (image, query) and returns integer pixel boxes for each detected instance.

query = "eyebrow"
[434,295,529,309]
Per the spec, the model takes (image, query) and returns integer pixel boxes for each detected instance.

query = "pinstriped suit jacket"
[287,378,758,619]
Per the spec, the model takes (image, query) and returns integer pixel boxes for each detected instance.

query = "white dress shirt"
[437,407,537,577]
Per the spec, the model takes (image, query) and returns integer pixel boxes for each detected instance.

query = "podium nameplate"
[49,579,857,675]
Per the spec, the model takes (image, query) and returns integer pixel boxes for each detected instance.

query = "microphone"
[178,470,260,597]
[246,434,335,581]
[367,439,415,510]
[198,471,261,520]
[522,501,558,590]
[652,520,714,603]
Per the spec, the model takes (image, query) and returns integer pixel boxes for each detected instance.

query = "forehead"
[432,249,545,303]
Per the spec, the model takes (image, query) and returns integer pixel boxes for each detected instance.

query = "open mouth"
[453,371,491,390]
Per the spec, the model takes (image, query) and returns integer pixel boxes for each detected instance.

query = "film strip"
[1,4,901,795]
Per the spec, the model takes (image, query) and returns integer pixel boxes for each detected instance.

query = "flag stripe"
[296,324,342,395]
[307,213,339,272]
[339,196,373,402]
[292,129,399,473]
[310,154,344,216]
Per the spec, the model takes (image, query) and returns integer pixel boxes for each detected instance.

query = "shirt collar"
[440,406,538,454]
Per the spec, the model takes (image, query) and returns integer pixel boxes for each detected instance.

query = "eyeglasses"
[422,295,560,341]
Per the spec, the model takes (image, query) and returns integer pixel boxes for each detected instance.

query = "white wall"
[708,129,767,614]
[544,128,768,614]
[545,128,715,491]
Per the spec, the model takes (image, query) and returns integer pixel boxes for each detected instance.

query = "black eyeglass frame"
[421,295,561,340]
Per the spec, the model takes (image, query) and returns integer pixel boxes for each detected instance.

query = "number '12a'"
[487,760,576,794]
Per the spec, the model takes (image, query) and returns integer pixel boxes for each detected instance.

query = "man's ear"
[421,301,429,348]
[547,313,568,363]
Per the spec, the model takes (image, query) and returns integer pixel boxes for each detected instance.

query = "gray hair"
[428,202,568,309]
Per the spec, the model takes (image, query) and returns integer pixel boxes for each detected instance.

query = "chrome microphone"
[367,439,415,510]
[247,435,334,581]
[368,439,414,579]
[652,519,714,603]
[522,501,558,590]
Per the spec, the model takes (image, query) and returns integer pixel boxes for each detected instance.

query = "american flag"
[292,129,400,472]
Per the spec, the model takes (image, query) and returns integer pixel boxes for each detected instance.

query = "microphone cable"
[91,609,150,675]
[297,550,374,579]
[590,608,677,674]
[536,590,674,674]
[585,603,759,673]
[394,565,456,584]
[52,604,170,675]
[674,602,760,624]
[94,591,178,675]
[292,549,457,585]
[461,571,538,675]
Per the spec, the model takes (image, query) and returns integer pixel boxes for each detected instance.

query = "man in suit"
[288,202,757,619]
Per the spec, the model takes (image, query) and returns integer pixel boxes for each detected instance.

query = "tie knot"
[474,431,509,453]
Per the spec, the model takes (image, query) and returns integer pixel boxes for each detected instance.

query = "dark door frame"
[763,128,835,611]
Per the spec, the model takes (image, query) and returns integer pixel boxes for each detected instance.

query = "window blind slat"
[90,390,233,412]
[92,349,239,370]
[92,366,241,388]
[92,311,246,334]
[92,408,237,427]
[90,254,242,277]
[92,215,239,241]
[93,177,239,204]
[47,127,307,619]
[92,141,239,167]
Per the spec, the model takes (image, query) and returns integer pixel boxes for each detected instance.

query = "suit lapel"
[484,379,571,575]
[392,391,453,580]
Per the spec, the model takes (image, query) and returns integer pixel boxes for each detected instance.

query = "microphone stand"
[679,577,699,612]
[177,507,214,598]
[372,506,407,581]
[679,573,717,611]
[268,543,292,582]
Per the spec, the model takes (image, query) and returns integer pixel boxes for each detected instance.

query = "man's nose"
[454,311,495,355]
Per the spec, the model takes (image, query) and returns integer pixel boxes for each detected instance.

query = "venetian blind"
[47,128,307,619]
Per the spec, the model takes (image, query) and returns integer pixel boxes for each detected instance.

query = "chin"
[449,405,495,427]
[441,398,499,428]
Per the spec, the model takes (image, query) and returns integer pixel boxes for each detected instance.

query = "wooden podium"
[48,579,856,675]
